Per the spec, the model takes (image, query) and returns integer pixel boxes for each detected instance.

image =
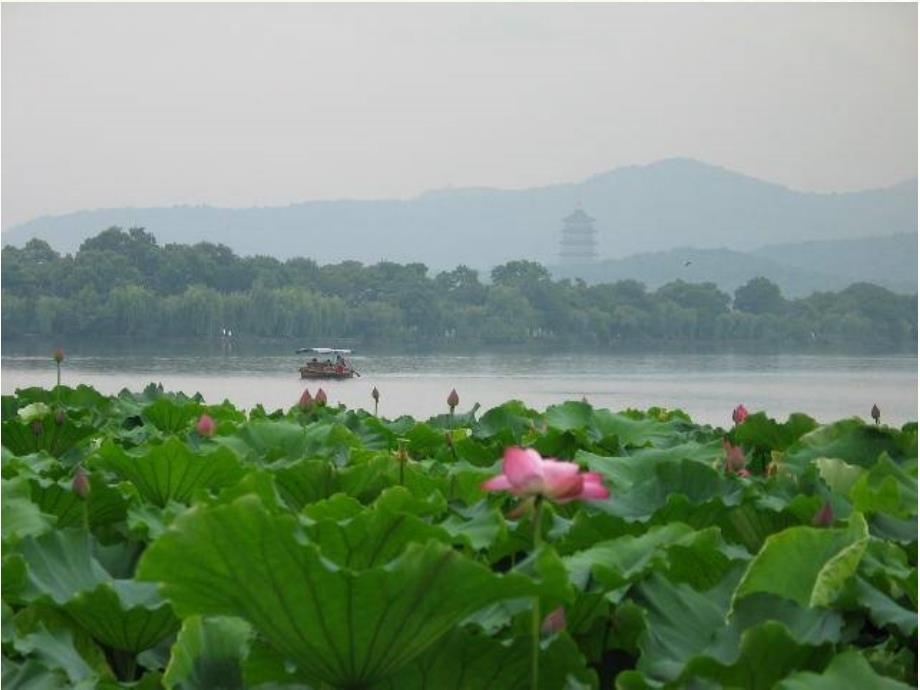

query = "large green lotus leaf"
[816,457,864,495]
[2,477,53,542]
[783,420,906,474]
[215,419,312,462]
[141,397,204,434]
[29,472,128,529]
[162,616,251,690]
[733,412,817,452]
[272,457,338,510]
[304,505,453,569]
[12,624,99,689]
[775,649,913,690]
[1,656,71,690]
[578,444,729,521]
[370,625,597,690]
[138,495,538,687]
[839,576,917,635]
[631,571,838,688]
[671,621,833,690]
[473,401,539,444]
[1,418,97,460]
[715,493,820,554]
[126,501,188,541]
[544,401,594,433]
[563,524,697,589]
[439,500,507,552]
[9,529,179,653]
[733,512,869,608]
[591,410,687,450]
[91,438,245,507]
[849,453,917,517]
[13,603,115,682]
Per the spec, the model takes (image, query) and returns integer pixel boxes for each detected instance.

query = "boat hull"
[299,368,355,379]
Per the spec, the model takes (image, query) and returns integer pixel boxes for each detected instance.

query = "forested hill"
[4,158,916,269]
[2,228,916,349]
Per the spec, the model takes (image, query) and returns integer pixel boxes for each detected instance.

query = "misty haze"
[1,4,917,689]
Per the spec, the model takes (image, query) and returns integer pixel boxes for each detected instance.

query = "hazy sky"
[2,3,916,229]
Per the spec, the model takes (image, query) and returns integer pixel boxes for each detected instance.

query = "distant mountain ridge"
[3,158,916,273]
[552,233,917,297]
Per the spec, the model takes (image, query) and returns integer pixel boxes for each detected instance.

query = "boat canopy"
[295,347,353,355]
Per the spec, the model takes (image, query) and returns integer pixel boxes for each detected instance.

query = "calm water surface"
[2,343,917,426]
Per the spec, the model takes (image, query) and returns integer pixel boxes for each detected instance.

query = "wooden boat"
[296,347,358,379]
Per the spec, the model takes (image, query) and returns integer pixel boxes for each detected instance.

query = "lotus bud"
[52,348,65,364]
[315,388,328,406]
[31,420,44,437]
[196,414,216,437]
[732,404,748,425]
[447,388,460,412]
[371,387,380,402]
[54,409,66,426]
[299,388,314,408]
[72,466,90,499]
[871,404,880,425]
[394,438,410,464]
[541,607,567,635]
[812,501,834,527]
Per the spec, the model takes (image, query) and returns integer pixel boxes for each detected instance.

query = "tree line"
[2,227,916,348]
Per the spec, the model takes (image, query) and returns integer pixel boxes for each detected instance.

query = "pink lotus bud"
[722,439,748,476]
[812,501,834,527]
[541,607,567,635]
[315,388,328,406]
[871,404,880,425]
[196,414,216,437]
[732,404,748,425]
[52,348,65,364]
[447,388,460,411]
[299,388,314,408]
[31,420,44,436]
[54,409,67,425]
[72,467,90,499]
[371,387,380,402]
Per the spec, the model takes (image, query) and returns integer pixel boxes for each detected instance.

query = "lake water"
[2,342,916,426]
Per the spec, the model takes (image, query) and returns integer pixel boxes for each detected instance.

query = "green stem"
[398,460,405,487]
[531,496,543,690]
[56,362,61,389]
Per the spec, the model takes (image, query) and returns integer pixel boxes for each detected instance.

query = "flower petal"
[578,475,610,500]
[502,447,544,489]
[481,474,513,492]
[541,460,583,500]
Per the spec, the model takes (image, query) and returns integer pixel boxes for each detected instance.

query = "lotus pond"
[1,384,917,689]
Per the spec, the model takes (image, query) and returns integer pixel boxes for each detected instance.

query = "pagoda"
[558,204,598,264]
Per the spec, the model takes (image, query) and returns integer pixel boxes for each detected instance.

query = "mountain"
[751,233,917,293]
[2,158,916,271]
[551,233,918,297]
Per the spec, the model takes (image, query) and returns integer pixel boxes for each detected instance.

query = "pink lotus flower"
[52,348,65,364]
[196,414,216,437]
[722,439,750,477]
[315,388,328,406]
[299,388,314,408]
[541,606,566,635]
[482,447,610,503]
[732,404,748,425]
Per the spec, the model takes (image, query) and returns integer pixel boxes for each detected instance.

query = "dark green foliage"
[1,386,916,688]
[2,228,917,347]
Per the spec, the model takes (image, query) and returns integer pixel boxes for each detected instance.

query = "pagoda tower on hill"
[558,204,598,264]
